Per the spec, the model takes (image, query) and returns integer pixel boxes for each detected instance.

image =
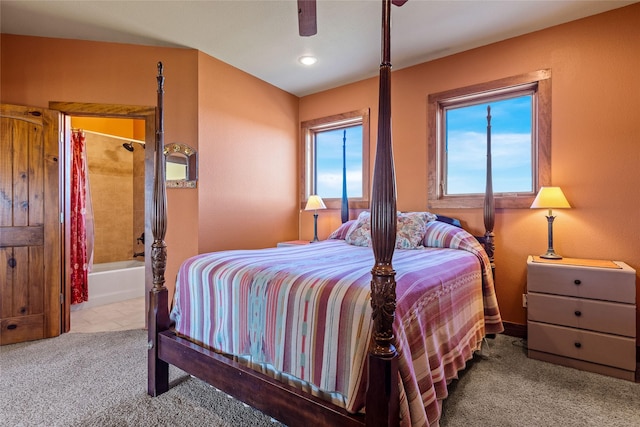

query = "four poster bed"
[148,1,503,426]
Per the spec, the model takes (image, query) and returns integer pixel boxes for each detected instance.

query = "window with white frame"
[428,70,551,209]
[300,109,370,209]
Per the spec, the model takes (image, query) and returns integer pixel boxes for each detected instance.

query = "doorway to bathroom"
[70,117,146,310]
[50,101,156,332]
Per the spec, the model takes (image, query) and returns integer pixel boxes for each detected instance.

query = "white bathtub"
[72,260,145,310]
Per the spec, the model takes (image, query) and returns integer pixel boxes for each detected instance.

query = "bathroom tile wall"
[86,133,134,263]
[132,144,145,257]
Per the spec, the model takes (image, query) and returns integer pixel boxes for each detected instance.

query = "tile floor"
[70,297,145,333]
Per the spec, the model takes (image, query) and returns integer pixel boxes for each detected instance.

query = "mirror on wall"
[164,143,197,188]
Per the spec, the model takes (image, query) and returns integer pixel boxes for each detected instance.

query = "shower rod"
[73,128,145,145]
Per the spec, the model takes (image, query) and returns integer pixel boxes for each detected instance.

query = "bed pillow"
[328,220,357,240]
[422,220,479,252]
[344,212,372,246]
[421,220,493,288]
[345,211,437,249]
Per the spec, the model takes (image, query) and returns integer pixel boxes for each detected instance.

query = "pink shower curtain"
[70,130,94,304]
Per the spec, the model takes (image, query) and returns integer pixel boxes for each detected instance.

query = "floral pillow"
[345,211,437,249]
[344,212,373,246]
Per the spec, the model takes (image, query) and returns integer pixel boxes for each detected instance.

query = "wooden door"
[0,104,62,345]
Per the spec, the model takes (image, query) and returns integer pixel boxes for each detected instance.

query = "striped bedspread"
[170,231,502,426]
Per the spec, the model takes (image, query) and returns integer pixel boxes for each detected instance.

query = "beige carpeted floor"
[1,329,638,426]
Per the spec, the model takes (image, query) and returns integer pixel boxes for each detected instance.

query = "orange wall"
[0,34,298,301]
[196,52,299,254]
[71,116,137,139]
[300,4,640,334]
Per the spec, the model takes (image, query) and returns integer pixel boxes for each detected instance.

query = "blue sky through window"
[315,125,363,198]
[446,96,532,194]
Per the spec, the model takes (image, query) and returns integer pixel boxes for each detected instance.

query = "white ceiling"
[1,0,635,97]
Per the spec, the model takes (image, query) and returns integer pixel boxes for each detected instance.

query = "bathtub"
[72,260,145,310]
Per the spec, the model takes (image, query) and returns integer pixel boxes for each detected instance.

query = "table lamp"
[305,195,326,242]
[530,187,571,259]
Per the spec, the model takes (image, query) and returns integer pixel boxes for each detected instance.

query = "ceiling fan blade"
[298,0,317,36]
[391,0,408,5]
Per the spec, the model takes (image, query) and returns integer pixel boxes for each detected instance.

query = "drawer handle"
[7,324,17,330]
[574,342,582,349]
[574,279,581,285]
[574,310,582,317]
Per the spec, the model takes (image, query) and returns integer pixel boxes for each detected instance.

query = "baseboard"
[501,321,527,339]
[71,287,144,311]
[529,349,635,382]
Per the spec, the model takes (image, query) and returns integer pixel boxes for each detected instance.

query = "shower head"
[122,142,134,152]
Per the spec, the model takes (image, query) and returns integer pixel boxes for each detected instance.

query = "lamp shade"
[305,195,326,211]
[530,187,571,209]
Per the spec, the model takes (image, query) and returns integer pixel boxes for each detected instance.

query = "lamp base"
[540,215,562,260]
[540,252,562,260]
[311,212,319,243]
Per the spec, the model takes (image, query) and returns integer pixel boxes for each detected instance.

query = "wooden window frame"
[427,70,551,209]
[300,109,370,210]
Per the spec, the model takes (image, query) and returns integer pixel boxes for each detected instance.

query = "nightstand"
[276,240,311,248]
[526,255,636,381]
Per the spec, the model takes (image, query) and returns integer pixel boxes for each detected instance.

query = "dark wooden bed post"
[483,106,495,267]
[341,129,349,223]
[148,61,170,396]
[366,1,400,425]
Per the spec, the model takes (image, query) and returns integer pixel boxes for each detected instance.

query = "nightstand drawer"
[528,321,636,371]
[527,260,635,303]
[528,293,636,337]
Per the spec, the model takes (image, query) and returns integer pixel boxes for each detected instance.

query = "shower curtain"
[70,130,94,304]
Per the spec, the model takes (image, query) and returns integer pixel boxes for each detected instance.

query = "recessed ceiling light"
[298,55,317,66]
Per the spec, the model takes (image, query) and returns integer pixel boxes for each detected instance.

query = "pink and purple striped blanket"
[170,224,502,426]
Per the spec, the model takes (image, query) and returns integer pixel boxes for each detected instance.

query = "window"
[300,109,370,209]
[428,70,551,209]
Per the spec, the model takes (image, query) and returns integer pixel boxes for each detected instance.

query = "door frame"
[49,102,155,331]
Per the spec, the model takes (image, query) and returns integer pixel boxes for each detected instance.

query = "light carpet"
[1,329,638,426]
